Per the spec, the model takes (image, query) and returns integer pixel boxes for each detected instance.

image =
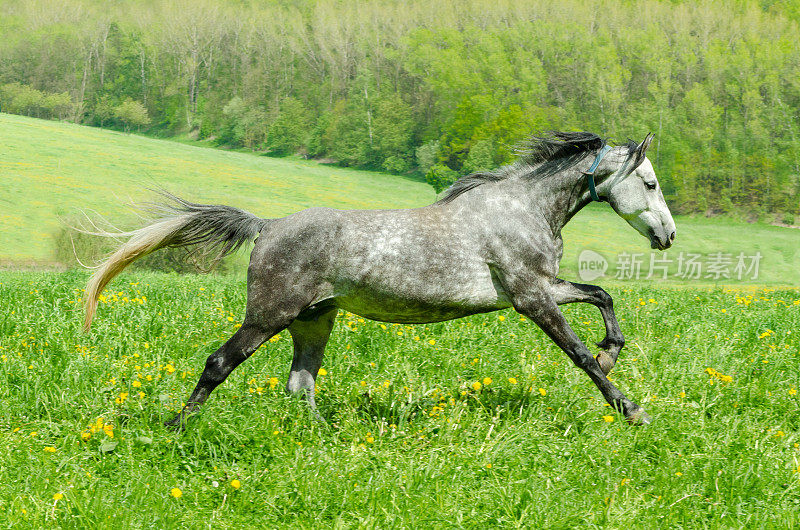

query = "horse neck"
[521,168,595,237]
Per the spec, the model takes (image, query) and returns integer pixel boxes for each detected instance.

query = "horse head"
[594,134,676,250]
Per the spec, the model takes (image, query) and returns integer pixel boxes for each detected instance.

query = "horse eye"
[645,181,657,190]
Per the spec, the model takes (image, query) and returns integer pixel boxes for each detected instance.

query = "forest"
[1,0,799,219]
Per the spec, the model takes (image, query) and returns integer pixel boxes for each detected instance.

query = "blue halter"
[582,144,613,202]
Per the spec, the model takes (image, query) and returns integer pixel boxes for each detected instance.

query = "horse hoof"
[596,351,615,375]
[626,408,652,426]
[164,414,187,431]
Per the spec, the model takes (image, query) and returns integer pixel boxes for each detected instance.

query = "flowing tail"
[83,193,267,331]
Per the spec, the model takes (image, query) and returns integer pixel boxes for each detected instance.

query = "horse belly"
[334,268,512,324]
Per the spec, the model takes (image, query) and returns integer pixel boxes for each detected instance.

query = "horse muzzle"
[649,227,675,250]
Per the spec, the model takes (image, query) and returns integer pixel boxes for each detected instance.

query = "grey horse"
[83,131,675,426]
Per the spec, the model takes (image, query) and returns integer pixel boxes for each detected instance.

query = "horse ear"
[640,133,654,154]
[631,133,654,170]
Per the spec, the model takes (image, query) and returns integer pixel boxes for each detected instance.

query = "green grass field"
[1,113,800,526]
[2,112,798,285]
[0,113,433,265]
[0,271,798,526]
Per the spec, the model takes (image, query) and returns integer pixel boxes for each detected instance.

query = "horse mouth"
[648,229,671,250]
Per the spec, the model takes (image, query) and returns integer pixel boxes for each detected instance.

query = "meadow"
[0,112,432,265]
[0,270,798,527]
[2,113,800,527]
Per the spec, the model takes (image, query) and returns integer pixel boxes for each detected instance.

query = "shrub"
[114,98,151,132]
[425,164,459,194]
[415,140,441,175]
[382,155,411,174]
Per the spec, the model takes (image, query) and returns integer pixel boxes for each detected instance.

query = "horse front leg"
[511,283,650,425]
[550,279,624,375]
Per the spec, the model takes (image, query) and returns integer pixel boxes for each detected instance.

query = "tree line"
[1,0,799,220]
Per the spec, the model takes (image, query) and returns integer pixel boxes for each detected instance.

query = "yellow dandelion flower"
[483,377,492,386]
[53,493,63,501]
[44,446,56,453]
[498,315,505,321]
[132,380,142,388]
[538,388,547,396]
[428,339,436,346]
[508,377,518,385]
[675,472,683,477]
[103,424,114,438]
[318,368,328,376]
[366,436,375,444]
[81,431,91,441]
[602,415,614,423]
[230,479,241,489]
[269,377,279,389]
[170,488,182,498]
[790,388,797,396]
[165,364,175,374]
[472,381,482,391]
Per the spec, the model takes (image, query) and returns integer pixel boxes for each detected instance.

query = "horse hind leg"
[164,320,281,427]
[285,306,338,420]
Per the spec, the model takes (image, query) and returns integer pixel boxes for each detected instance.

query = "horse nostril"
[670,231,675,241]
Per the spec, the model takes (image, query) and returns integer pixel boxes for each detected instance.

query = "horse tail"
[83,193,268,331]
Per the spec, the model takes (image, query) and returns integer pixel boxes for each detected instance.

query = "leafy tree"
[267,97,311,156]
[415,140,441,175]
[371,93,415,172]
[426,164,459,194]
[93,96,116,127]
[462,138,494,175]
[114,98,150,132]
[220,96,247,145]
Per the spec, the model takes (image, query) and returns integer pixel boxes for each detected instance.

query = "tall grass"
[0,270,798,526]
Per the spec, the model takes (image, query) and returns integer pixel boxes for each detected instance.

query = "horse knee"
[595,288,613,308]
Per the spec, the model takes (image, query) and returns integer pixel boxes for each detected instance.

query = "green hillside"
[1,113,434,263]
[1,113,798,285]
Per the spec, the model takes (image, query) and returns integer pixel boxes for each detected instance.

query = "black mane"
[437,131,635,204]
